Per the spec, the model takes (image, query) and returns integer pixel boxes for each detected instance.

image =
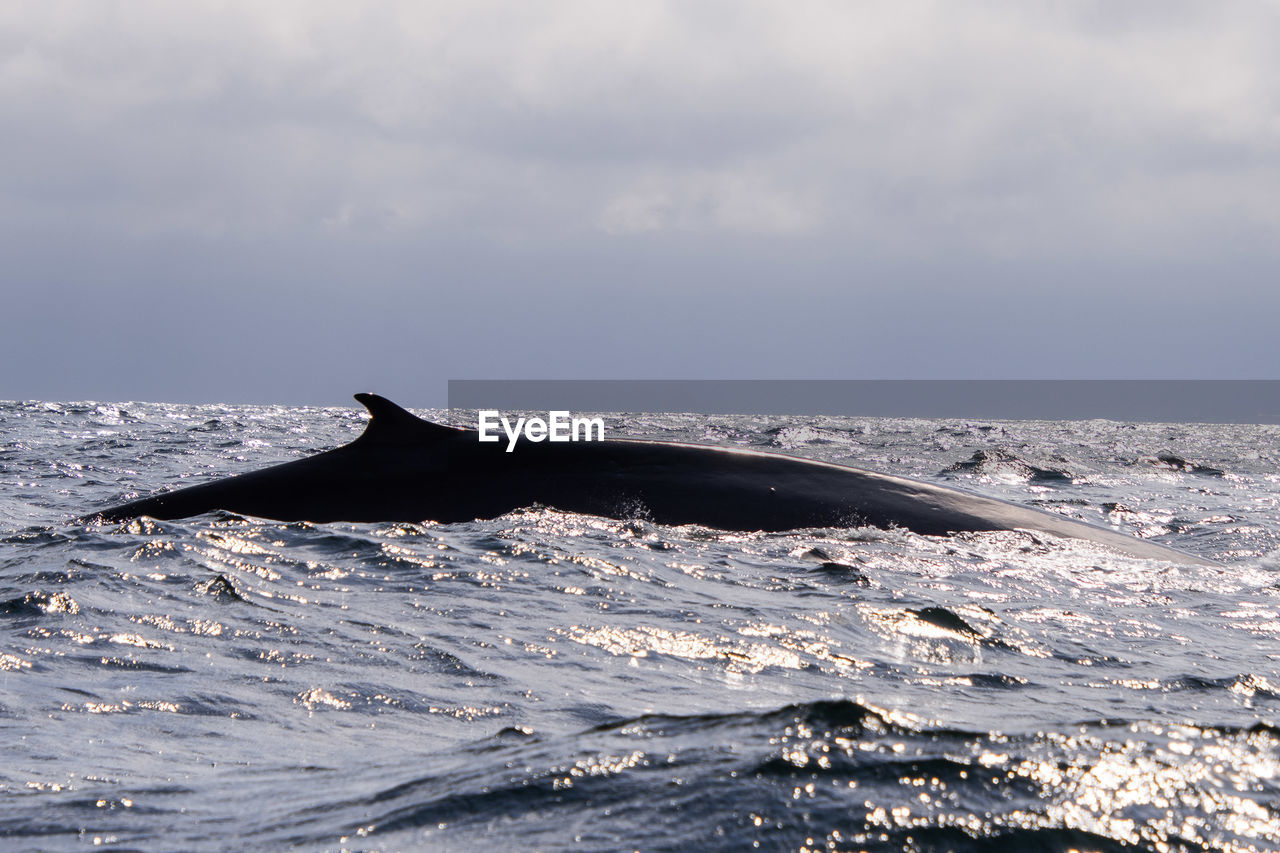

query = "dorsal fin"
[352,393,462,445]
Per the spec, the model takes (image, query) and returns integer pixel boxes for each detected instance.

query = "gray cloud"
[2,1,1278,403]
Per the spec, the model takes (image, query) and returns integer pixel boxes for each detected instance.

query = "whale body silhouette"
[92,393,1212,565]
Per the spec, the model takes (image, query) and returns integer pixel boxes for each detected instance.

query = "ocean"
[1,399,1277,852]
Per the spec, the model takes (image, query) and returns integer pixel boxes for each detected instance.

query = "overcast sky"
[3,1,1278,405]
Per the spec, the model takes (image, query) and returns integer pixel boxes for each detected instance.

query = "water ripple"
[1,401,1277,850]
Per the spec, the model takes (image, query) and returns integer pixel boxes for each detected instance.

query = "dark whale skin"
[91,393,1215,566]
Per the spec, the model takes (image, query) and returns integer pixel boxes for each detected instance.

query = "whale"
[91,393,1213,565]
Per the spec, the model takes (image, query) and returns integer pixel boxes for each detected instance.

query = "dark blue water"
[2,400,1278,851]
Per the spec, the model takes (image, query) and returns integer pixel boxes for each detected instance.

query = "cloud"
[4,0,1276,253]
[2,1,1278,400]
[598,171,818,235]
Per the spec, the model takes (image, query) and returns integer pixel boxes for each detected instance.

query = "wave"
[271,699,1280,852]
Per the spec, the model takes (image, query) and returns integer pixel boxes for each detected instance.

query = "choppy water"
[2,400,1279,852]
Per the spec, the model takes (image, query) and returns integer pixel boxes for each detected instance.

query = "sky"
[3,1,1279,405]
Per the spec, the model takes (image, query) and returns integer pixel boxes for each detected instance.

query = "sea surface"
[1,400,1278,852]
